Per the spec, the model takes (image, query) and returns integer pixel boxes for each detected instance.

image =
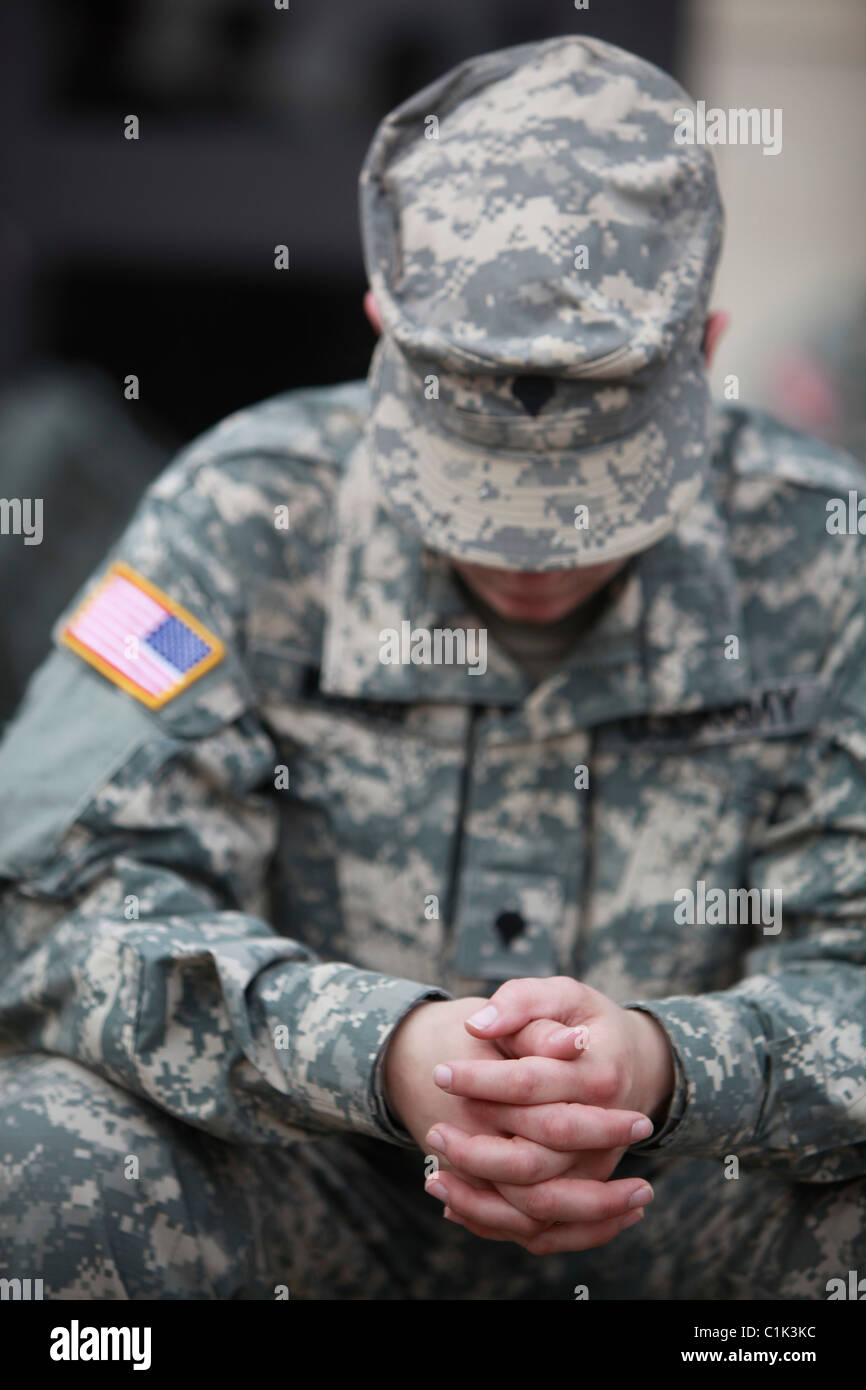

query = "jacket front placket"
[320,438,753,992]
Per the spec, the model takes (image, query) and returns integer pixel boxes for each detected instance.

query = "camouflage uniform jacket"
[1,380,865,1180]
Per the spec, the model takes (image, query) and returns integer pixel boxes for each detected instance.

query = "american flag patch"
[61,562,225,709]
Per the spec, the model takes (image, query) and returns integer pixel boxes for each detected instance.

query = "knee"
[0,1053,216,1298]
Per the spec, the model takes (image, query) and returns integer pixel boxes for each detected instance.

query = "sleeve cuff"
[621,995,767,1156]
[282,962,451,1145]
[370,991,453,1147]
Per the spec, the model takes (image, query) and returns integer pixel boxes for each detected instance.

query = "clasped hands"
[383,976,675,1255]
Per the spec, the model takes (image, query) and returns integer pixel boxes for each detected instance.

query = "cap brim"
[367,335,712,571]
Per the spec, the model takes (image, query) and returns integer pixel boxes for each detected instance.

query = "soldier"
[1,36,865,1300]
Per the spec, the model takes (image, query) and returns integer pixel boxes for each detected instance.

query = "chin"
[486,594,584,624]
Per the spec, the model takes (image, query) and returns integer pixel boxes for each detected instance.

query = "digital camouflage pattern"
[2,1050,864,1300]
[362,37,722,569]
[1,381,866,1297]
[1,35,866,1300]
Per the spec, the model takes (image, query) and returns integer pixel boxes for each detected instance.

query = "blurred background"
[1,0,864,719]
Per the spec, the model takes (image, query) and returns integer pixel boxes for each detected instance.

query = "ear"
[363,290,382,336]
[702,310,730,370]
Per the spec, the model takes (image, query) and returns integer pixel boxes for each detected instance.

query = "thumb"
[463,976,587,1040]
[497,1018,590,1061]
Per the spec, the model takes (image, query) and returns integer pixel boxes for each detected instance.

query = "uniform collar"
[320,430,752,737]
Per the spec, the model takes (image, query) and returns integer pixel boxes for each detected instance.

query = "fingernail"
[631,1118,654,1142]
[425,1180,448,1203]
[467,1005,498,1029]
[426,1129,445,1151]
[550,1027,578,1047]
[621,1208,645,1229]
[433,1065,453,1090]
[627,1185,654,1210]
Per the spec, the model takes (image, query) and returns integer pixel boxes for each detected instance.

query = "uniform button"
[495,910,526,946]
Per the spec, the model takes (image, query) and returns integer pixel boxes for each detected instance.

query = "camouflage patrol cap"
[359,36,724,571]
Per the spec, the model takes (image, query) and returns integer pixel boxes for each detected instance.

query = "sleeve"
[623,590,866,1181]
[0,455,448,1149]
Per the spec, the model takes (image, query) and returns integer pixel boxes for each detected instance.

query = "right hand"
[384,997,552,1173]
[383,997,654,1251]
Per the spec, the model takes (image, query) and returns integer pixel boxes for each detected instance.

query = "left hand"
[459,975,675,1120]
[423,976,675,1253]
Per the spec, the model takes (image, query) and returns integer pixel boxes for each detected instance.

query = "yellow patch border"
[60,560,226,710]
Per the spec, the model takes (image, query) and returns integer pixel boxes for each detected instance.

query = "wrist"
[626,1008,675,1123]
[382,999,443,1128]
[382,995,487,1133]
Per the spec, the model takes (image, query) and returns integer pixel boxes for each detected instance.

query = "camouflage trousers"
[0,1051,863,1301]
